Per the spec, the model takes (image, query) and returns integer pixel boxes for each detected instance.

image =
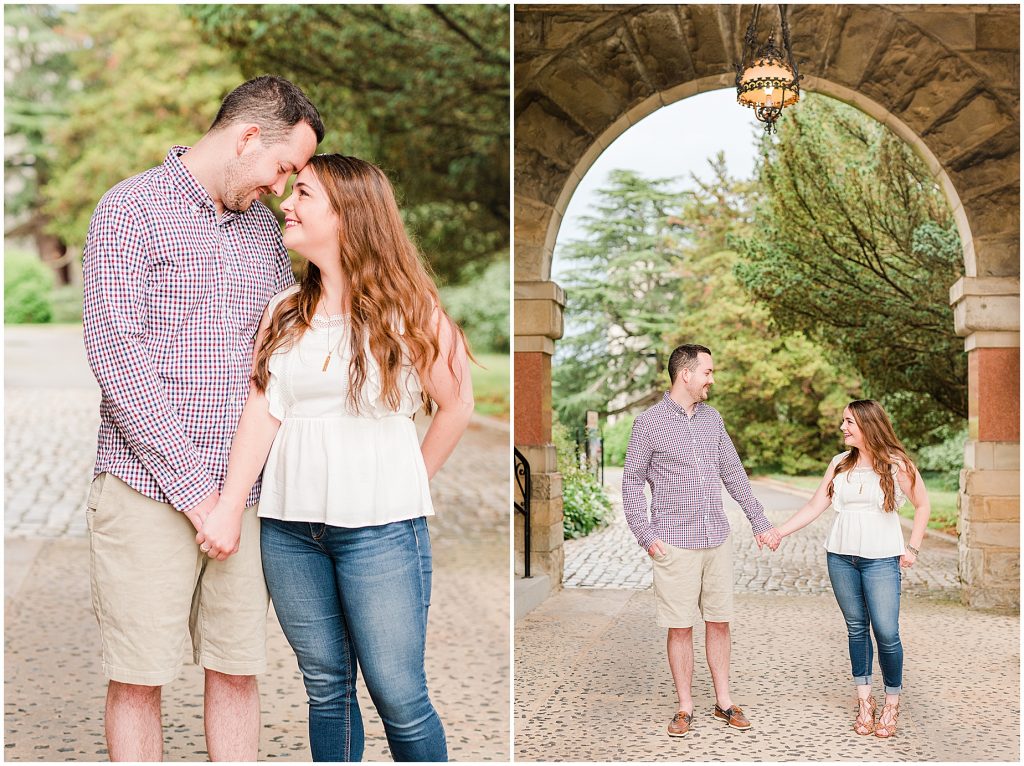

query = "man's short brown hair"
[210,75,325,144]
[668,344,712,384]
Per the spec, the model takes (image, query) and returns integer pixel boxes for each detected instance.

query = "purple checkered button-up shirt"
[622,393,772,550]
[82,146,295,512]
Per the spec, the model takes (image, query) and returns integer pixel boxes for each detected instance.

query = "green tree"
[185,4,509,283]
[4,4,75,280]
[552,171,688,427]
[40,5,242,250]
[670,154,861,473]
[554,159,862,473]
[735,94,966,448]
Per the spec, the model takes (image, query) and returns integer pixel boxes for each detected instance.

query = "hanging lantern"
[736,4,801,134]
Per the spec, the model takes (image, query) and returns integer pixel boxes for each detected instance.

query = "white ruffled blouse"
[824,451,908,558]
[257,287,433,526]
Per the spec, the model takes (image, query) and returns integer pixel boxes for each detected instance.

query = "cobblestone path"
[564,467,960,598]
[4,325,510,762]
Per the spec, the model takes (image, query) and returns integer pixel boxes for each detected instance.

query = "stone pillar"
[514,281,566,582]
[950,277,1020,611]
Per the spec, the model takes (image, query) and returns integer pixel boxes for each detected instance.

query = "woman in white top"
[196,154,474,761]
[774,400,930,739]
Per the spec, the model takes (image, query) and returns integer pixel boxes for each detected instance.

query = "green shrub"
[440,257,509,353]
[4,250,53,323]
[916,426,966,472]
[603,415,635,467]
[553,415,612,538]
[562,470,613,539]
[50,284,84,323]
[916,426,966,490]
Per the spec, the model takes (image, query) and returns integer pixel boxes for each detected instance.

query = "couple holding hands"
[83,76,471,761]
[623,344,930,741]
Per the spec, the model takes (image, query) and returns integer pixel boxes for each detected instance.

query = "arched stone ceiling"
[515,4,1019,281]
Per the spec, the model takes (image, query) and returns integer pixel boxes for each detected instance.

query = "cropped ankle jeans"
[261,516,447,762]
[826,552,904,695]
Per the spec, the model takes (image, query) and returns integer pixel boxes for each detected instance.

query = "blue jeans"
[261,516,447,762]
[826,552,903,695]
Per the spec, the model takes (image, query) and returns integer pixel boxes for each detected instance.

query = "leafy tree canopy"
[185,4,509,282]
[735,94,966,447]
[41,5,242,247]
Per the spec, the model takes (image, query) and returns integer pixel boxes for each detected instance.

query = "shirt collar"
[164,145,238,220]
[661,391,703,417]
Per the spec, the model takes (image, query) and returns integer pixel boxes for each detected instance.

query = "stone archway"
[514,4,1019,611]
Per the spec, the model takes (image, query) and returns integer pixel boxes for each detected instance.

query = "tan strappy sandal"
[853,695,877,735]
[875,702,899,738]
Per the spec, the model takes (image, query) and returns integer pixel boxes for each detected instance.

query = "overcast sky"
[553,88,765,280]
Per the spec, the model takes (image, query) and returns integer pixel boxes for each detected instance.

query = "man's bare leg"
[705,621,733,710]
[204,670,259,761]
[667,627,695,713]
[105,681,162,761]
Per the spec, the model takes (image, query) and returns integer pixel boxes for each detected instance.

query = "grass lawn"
[470,352,509,420]
[760,472,958,536]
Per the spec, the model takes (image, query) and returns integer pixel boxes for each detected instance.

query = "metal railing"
[514,447,531,578]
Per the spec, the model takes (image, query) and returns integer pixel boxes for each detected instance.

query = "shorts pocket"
[86,473,109,531]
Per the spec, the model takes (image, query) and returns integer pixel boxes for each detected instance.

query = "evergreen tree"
[735,94,966,448]
[553,171,687,427]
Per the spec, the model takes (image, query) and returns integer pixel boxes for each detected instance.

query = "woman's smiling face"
[280,164,340,265]
[840,407,864,450]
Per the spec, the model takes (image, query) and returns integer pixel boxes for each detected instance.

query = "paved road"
[564,466,960,597]
[4,324,510,761]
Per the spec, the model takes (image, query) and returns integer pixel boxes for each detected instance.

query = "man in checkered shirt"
[622,343,782,738]
[82,76,323,761]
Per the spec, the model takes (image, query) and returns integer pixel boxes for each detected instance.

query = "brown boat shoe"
[667,710,693,737]
[713,704,752,730]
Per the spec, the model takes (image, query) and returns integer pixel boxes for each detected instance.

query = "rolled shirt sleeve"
[622,416,658,550]
[82,199,217,512]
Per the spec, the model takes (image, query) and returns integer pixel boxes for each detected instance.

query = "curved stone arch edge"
[527,73,976,283]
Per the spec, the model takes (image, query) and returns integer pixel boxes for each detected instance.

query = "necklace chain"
[322,319,332,372]
[318,311,344,372]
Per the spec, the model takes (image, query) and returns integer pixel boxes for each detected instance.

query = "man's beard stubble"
[222,153,261,213]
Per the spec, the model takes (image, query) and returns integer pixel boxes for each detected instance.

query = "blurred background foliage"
[4,3,509,416]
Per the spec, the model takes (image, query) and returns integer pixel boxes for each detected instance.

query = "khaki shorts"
[87,473,269,686]
[651,534,734,628]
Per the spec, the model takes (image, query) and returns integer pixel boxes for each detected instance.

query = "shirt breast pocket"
[146,247,217,326]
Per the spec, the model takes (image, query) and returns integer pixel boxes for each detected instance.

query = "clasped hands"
[646,527,784,557]
[185,491,243,561]
[755,527,783,552]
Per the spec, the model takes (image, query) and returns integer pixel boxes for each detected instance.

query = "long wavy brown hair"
[252,154,467,414]
[828,399,917,513]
